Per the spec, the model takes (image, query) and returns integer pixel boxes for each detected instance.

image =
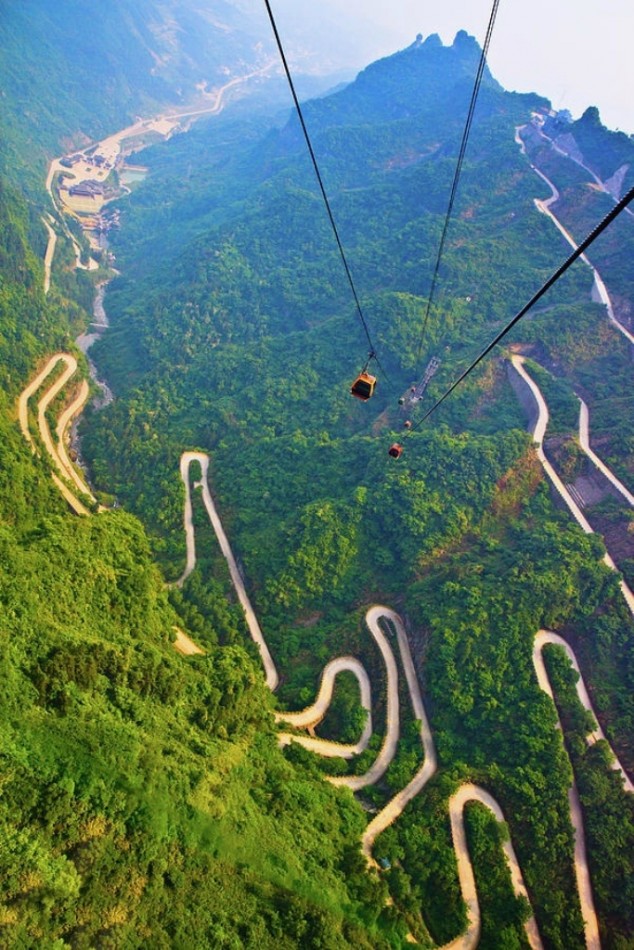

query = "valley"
[43,60,278,270]
[2,11,634,947]
[20,332,632,947]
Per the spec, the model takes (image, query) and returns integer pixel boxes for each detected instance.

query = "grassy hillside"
[0,150,393,950]
[79,35,634,946]
[2,15,634,947]
[0,0,273,186]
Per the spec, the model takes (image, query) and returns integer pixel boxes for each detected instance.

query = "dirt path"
[173,627,205,656]
[511,355,634,615]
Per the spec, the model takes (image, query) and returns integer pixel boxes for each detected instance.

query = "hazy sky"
[322,0,633,134]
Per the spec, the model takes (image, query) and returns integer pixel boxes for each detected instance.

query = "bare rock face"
[552,131,585,166]
[603,163,630,200]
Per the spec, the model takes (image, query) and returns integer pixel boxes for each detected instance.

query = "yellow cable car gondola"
[350,371,377,401]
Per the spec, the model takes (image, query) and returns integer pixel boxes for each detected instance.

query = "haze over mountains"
[0,0,403,179]
[1,3,633,947]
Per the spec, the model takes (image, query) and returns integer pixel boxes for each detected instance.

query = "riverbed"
[75,280,114,410]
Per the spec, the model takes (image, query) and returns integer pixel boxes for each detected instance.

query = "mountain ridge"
[1,14,634,946]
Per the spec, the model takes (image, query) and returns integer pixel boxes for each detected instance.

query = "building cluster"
[67,179,104,198]
[55,140,129,251]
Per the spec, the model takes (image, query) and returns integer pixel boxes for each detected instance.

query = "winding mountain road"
[18,353,98,515]
[177,450,546,947]
[43,63,276,287]
[517,128,634,346]
[534,635,598,950]
[176,432,634,946]
[445,785,542,950]
[178,451,278,690]
[534,631,633,793]
[533,628,633,949]
[510,355,634,616]
[277,656,373,759]
[328,607,400,790]
[361,609,436,856]
[578,398,634,507]
[20,107,632,944]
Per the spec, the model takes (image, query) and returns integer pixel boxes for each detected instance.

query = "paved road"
[55,379,93,497]
[533,634,600,950]
[327,607,401,791]
[512,355,634,946]
[35,357,97,507]
[43,63,276,284]
[444,784,543,950]
[362,608,436,855]
[18,353,93,515]
[175,457,544,944]
[171,443,634,947]
[544,129,634,220]
[578,398,634,507]
[519,137,634,347]
[534,631,633,794]
[511,355,634,616]
[41,216,57,294]
[277,655,372,759]
[178,451,278,690]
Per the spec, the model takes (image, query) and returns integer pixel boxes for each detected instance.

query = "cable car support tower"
[401,357,441,407]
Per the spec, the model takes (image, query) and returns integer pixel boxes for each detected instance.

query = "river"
[75,280,114,410]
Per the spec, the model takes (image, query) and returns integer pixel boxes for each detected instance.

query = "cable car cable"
[262,0,387,378]
[408,182,634,434]
[417,0,501,361]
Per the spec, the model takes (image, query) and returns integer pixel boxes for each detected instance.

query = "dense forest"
[1,4,634,947]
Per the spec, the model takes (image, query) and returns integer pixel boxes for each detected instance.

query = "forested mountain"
[1,0,244,178]
[1,6,634,947]
[0,0,361,187]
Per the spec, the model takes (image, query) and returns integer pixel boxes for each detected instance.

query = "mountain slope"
[2,16,634,947]
[80,34,634,944]
[0,21,395,948]
[0,0,273,183]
